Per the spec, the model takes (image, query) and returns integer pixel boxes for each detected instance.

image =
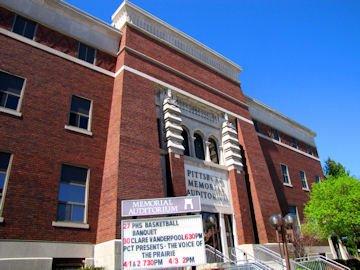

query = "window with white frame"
[68,95,92,131]
[0,152,12,216]
[78,42,96,64]
[272,128,280,141]
[300,171,309,190]
[0,71,25,112]
[315,175,321,183]
[291,138,299,149]
[56,164,89,223]
[12,15,37,39]
[288,205,300,230]
[281,164,291,185]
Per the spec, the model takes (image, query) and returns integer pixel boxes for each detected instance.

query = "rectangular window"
[281,164,291,185]
[57,164,88,223]
[272,128,280,141]
[300,171,309,190]
[288,205,300,229]
[291,138,298,149]
[315,175,321,183]
[0,71,25,112]
[12,15,37,39]
[0,152,12,216]
[68,95,92,131]
[253,120,260,132]
[78,42,96,64]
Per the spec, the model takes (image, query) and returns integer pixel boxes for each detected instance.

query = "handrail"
[255,245,311,270]
[231,247,273,270]
[254,245,284,262]
[205,244,235,264]
[295,255,351,270]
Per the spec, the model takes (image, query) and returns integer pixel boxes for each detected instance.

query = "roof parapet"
[112,0,242,82]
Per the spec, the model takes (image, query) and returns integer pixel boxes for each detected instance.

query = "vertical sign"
[122,215,206,269]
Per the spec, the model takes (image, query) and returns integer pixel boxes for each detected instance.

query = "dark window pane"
[70,96,90,115]
[78,43,87,61]
[69,112,79,127]
[272,129,280,141]
[181,129,190,156]
[78,43,95,64]
[79,116,89,129]
[72,205,85,222]
[86,47,95,64]
[12,16,36,39]
[23,20,36,39]
[12,16,26,35]
[60,164,87,184]
[0,71,24,96]
[5,95,19,110]
[0,92,6,107]
[57,203,70,221]
[209,138,219,164]
[253,120,259,132]
[0,172,6,189]
[0,153,11,171]
[194,133,205,160]
[58,182,85,203]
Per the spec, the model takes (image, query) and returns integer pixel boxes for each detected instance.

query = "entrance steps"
[203,244,350,270]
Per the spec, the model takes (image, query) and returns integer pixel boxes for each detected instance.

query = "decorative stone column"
[162,89,184,155]
[222,114,243,172]
[162,90,187,196]
[205,141,211,162]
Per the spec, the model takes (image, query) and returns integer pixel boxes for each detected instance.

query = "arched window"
[208,138,219,164]
[181,128,190,156]
[194,133,205,160]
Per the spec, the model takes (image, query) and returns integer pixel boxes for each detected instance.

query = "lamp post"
[269,213,295,270]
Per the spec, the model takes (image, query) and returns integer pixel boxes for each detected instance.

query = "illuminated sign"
[121,215,206,269]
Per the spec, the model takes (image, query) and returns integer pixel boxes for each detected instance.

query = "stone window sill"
[0,217,4,223]
[302,188,310,192]
[52,221,89,229]
[283,183,293,188]
[0,107,22,117]
[65,125,93,136]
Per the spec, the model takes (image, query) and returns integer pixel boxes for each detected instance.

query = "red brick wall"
[123,26,244,102]
[96,72,124,244]
[237,120,282,243]
[96,50,116,72]
[255,120,318,158]
[0,7,117,72]
[35,24,78,57]
[258,137,324,221]
[228,169,255,244]
[0,7,14,31]
[0,34,114,243]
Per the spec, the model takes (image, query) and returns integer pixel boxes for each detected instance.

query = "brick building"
[0,0,330,269]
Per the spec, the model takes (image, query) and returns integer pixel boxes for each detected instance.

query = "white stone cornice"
[1,0,121,55]
[112,1,241,82]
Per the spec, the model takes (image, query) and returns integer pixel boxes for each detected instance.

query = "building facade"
[0,0,329,269]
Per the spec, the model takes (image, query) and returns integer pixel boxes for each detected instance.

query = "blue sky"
[66,0,360,177]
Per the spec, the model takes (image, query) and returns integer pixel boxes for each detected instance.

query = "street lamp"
[269,213,294,270]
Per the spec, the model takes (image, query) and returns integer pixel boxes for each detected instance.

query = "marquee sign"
[121,196,201,217]
[121,215,206,269]
[185,163,232,213]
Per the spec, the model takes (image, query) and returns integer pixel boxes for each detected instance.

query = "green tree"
[324,158,349,177]
[303,175,360,255]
